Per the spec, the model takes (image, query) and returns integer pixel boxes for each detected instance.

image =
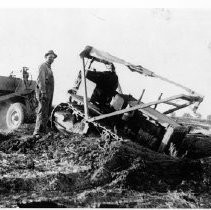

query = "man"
[87,63,119,109]
[33,50,57,137]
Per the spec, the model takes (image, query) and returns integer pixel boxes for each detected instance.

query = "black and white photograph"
[0,0,211,208]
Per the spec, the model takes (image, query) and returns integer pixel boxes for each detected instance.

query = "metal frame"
[78,46,204,142]
[87,94,200,123]
[80,58,202,124]
[81,57,89,120]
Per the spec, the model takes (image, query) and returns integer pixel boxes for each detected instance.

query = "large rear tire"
[6,102,25,131]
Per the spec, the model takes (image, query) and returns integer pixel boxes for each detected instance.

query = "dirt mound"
[0,124,211,207]
[177,134,211,159]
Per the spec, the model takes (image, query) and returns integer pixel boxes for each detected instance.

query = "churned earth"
[0,124,211,208]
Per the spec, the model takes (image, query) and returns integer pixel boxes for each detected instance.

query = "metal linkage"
[67,103,124,142]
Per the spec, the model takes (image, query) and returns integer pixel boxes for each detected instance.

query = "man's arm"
[37,64,47,94]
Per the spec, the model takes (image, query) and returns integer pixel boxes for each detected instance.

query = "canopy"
[80,46,154,77]
[80,46,203,99]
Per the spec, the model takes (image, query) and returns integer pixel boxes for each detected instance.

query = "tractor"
[0,67,37,131]
[51,46,204,154]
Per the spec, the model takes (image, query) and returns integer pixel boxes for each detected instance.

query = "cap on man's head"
[45,50,57,58]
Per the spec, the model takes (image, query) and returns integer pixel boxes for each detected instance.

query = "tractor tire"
[6,102,25,131]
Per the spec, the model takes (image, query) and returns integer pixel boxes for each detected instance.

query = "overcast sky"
[1,8,211,117]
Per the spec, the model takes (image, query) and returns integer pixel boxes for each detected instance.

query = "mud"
[0,124,211,208]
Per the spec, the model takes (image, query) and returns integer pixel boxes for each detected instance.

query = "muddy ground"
[0,124,211,208]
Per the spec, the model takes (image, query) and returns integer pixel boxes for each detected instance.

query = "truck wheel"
[6,102,25,131]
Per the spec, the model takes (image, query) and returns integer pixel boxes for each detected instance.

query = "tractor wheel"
[6,102,25,131]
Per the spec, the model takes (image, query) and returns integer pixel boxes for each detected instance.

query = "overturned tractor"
[51,46,204,154]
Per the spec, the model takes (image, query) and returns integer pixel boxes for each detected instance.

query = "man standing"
[33,50,57,137]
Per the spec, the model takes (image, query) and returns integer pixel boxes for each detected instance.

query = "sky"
[1,8,211,117]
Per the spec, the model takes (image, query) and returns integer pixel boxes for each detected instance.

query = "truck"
[0,67,37,131]
[51,46,204,154]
